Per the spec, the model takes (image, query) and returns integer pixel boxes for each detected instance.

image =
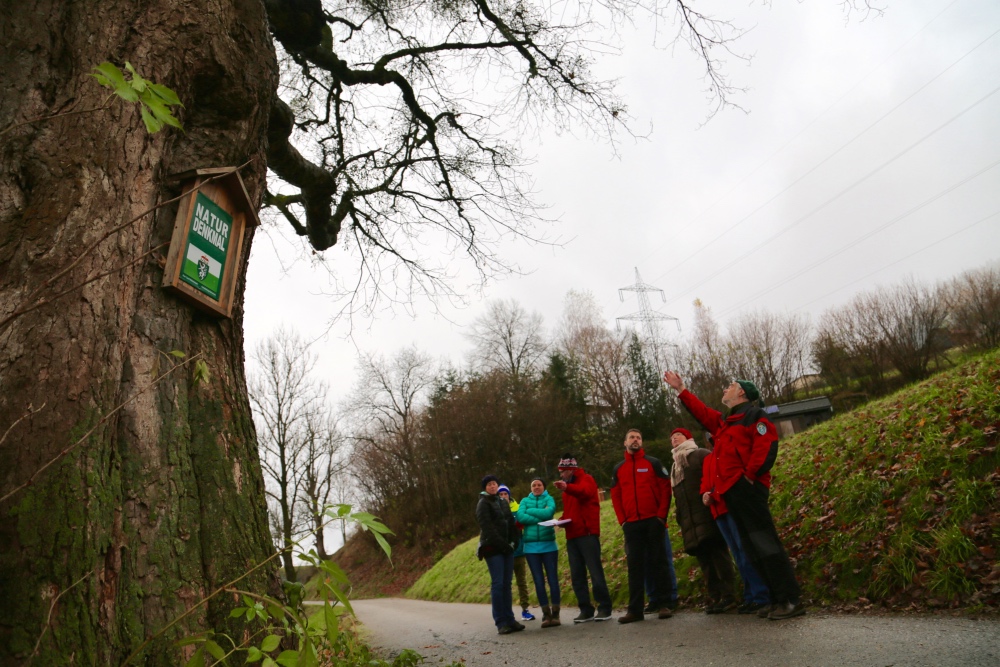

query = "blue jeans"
[485,552,516,628]
[525,550,561,606]
[644,529,678,606]
[717,512,770,605]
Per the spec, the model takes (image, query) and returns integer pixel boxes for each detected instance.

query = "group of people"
[475,372,805,635]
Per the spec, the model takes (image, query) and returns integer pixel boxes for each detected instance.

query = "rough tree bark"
[0,1,278,664]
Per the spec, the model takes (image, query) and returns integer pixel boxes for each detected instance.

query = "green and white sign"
[179,192,232,300]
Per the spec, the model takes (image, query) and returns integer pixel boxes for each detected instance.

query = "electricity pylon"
[616,267,681,371]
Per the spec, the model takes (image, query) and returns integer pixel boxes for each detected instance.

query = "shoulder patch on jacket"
[756,422,767,435]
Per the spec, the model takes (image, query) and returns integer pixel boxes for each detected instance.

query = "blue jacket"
[516,491,557,554]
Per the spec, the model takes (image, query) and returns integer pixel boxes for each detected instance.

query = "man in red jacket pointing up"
[663,371,805,621]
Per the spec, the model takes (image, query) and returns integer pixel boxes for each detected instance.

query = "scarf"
[670,439,699,487]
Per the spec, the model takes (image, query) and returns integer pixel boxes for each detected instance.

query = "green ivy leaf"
[194,359,211,385]
[245,647,263,663]
[185,647,206,667]
[204,639,226,661]
[140,106,163,134]
[169,350,186,358]
[260,635,281,653]
[148,82,183,107]
[323,603,339,643]
[262,658,278,667]
[229,607,246,618]
[275,650,299,667]
[372,530,392,562]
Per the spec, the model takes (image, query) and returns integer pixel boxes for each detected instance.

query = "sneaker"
[657,607,673,620]
[705,601,724,615]
[738,602,768,615]
[643,601,657,614]
[594,609,613,622]
[498,624,516,635]
[666,600,679,611]
[521,610,536,621]
[757,604,776,619]
[617,612,645,624]
[768,602,806,620]
[511,620,526,631]
[573,608,595,623]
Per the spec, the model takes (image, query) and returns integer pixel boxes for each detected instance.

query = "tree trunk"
[0,1,278,664]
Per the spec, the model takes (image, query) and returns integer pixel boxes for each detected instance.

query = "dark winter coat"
[476,492,519,560]
[672,447,725,555]
[679,390,778,496]
[610,448,671,525]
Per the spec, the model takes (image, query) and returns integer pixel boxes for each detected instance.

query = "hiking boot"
[573,607,596,623]
[657,607,673,620]
[521,609,536,621]
[757,604,776,619]
[617,612,645,624]
[768,601,806,620]
[643,601,656,614]
[498,624,516,635]
[594,609,613,622]
[540,605,553,627]
[738,602,768,615]
[546,605,561,627]
[511,620,525,631]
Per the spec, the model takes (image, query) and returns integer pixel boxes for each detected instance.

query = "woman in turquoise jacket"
[516,478,562,627]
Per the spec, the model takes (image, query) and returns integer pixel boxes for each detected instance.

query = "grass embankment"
[408,349,1000,611]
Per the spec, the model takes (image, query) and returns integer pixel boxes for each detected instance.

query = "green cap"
[735,380,760,402]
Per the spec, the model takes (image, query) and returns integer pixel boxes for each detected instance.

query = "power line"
[647,23,1000,287]
[790,208,1000,313]
[714,156,1000,319]
[632,0,966,271]
[659,82,1000,308]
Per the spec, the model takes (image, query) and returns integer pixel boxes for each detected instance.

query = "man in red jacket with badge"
[553,453,614,623]
[610,428,674,623]
[664,371,805,620]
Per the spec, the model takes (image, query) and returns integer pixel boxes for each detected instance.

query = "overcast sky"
[244,0,1000,404]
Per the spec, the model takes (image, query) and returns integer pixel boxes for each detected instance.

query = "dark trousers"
[623,517,671,615]
[692,539,736,603]
[644,530,678,607]
[566,534,612,613]
[723,477,801,604]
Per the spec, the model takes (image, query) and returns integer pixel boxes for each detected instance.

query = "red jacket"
[610,448,671,525]
[699,452,728,519]
[679,389,778,497]
[558,468,601,540]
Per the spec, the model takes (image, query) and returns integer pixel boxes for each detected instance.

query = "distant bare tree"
[871,279,950,382]
[556,290,631,424]
[727,310,812,403]
[814,292,892,395]
[346,347,436,511]
[949,265,1000,351]
[298,411,349,560]
[250,328,327,580]
[467,299,547,382]
[672,299,732,410]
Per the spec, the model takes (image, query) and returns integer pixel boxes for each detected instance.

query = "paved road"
[352,598,1000,667]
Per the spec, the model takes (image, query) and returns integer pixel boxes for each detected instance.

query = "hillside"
[407,349,1000,611]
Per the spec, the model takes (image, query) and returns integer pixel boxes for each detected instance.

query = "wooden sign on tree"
[162,167,258,317]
